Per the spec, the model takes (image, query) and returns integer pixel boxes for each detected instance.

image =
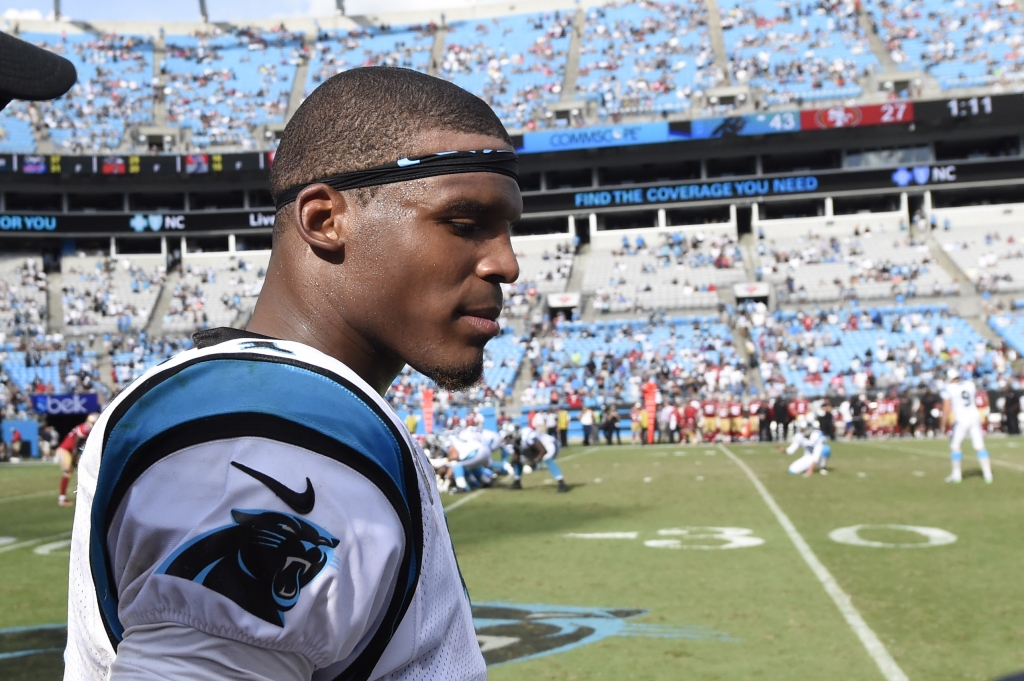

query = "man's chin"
[415,358,484,392]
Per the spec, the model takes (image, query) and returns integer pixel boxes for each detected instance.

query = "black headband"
[274,149,519,210]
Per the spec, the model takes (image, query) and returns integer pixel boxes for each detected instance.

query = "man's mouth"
[458,306,501,337]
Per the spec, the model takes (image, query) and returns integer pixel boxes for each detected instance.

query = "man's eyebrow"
[436,198,494,214]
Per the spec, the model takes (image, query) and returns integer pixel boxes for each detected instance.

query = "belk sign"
[32,393,100,415]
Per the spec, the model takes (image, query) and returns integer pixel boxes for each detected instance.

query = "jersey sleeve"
[110,623,314,681]
[109,437,405,670]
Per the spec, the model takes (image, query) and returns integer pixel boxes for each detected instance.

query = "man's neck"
[246,285,402,396]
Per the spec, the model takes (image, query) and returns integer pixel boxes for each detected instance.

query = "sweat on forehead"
[269,67,512,205]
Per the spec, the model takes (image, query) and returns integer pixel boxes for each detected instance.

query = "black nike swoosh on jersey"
[231,461,315,514]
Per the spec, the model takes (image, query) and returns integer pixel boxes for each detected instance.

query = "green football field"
[2,439,1023,680]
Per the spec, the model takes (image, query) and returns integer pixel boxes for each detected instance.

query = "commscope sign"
[573,175,820,208]
[521,122,672,153]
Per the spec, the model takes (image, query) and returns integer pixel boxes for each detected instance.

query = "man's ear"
[292,183,348,253]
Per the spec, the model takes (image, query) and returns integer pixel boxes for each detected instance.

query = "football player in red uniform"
[57,413,98,506]
[716,398,731,442]
[728,399,745,440]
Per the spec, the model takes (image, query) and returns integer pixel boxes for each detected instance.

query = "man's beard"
[415,356,484,392]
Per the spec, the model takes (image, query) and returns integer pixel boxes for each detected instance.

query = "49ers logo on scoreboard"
[800,102,914,130]
[814,106,863,129]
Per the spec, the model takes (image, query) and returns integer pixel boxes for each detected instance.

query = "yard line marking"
[0,532,72,555]
[559,446,602,463]
[881,442,1024,472]
[0,491,53,505]
[718,444,909,681]
[444,489,485,514]
[565,532,638,540]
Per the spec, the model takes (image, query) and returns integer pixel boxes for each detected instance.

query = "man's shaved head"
[271,67,511,216]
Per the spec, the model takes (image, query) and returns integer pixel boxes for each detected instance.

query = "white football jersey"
[787,430,827,458]
[65,329,485,681]
[457,429,502,456]
[942,380,981,423]
[520,427,557,458]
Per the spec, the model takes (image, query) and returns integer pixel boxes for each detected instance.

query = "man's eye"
[448,221,481,233]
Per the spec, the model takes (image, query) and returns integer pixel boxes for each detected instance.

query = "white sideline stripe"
[443,489,485,514]
[881,442,1024,472]
[559,446,602,463]
[0,531,72,555]
[718,444,909,681]
[0,491,52,505]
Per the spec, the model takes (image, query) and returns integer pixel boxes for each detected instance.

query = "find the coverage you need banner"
[521,156,1024,214]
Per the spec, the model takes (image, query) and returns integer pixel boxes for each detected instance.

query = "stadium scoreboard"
[0,151,270,177]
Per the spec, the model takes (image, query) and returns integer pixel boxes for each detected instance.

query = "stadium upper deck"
[2,0,1022,155]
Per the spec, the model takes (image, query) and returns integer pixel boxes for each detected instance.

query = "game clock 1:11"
[947,96,993,117]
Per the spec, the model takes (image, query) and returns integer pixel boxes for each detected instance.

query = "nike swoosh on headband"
[274,148,519,210]
[231,461,316,515]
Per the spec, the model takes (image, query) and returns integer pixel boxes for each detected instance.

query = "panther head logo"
[159,509,340,626]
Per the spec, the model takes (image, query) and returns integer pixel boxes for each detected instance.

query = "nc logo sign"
[129,214,186,232]
[32,394,99,415]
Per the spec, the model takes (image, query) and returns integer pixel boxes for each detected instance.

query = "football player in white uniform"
[780,422,832,477]
[509,426,569,492]
[458,427,510,475]
[65,68,522,681]
[941,368,992,484]
[444,431,497,492]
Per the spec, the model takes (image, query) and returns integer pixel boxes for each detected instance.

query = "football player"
[779,422,832,476]
[509,426,569,493]
[56,413,98,507]
[65,68,519,680]
[447,427,507,491]
[700,395,718,442]
[941,368,992,483]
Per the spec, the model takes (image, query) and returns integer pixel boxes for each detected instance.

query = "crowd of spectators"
[61,257,165,332]
[164,26,304,149]
[4,1,1024,152]
[940,228,1024,294]
[306,24,435,96]
[441,11,573,130]
[518,311,747,411]
[109,333,193,387]
[867,0,1024,88]
[576,0,719,116]
[741,303,1011,398]
[0,258,48,339]
[162,260,264,332]
[586,231,743,313]
[7,32,153,153]
[0,336,106,423]
[514,242,576,290]
[721,0,876,105]
[758,226,956,302]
